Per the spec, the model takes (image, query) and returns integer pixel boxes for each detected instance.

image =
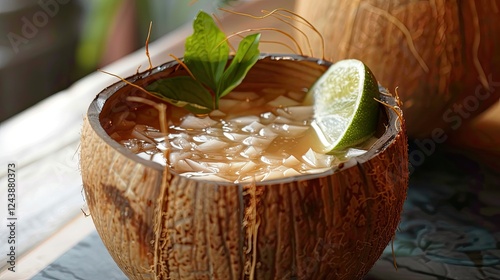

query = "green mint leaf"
[218,33,261,99]
[184,11,229,91]
[146,76,214,114]
[142,11,261,114]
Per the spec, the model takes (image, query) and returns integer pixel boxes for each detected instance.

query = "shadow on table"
[366,145,500,280]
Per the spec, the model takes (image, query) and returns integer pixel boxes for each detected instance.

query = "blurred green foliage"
[75,0,235,76]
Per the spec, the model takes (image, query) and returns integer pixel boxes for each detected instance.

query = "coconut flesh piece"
[119,90,374,182]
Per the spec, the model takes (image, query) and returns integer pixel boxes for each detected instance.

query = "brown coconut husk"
[80,55,408,279]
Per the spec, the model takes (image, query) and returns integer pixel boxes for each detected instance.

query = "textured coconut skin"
[80,55,409,280]
[295,0,500,138]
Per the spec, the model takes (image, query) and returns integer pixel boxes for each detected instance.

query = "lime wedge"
[304,59,380,152]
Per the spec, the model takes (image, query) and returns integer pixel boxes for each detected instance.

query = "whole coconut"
[295,0,500,138]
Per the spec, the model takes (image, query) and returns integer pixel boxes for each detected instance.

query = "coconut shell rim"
[86,53,402,186]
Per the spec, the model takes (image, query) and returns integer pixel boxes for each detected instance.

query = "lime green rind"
[306,59,380,153]
[331,65,379,151]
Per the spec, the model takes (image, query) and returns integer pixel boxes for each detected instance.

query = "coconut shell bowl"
[80,54,409,280]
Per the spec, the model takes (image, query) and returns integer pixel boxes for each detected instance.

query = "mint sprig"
[218,33,260,101]
[184,11,230,93]
[146,11,261,114]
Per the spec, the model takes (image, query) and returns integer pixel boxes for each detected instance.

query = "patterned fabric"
[366,147,500,280]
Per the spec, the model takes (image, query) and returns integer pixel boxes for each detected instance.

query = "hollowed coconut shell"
[80,55,409,280]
